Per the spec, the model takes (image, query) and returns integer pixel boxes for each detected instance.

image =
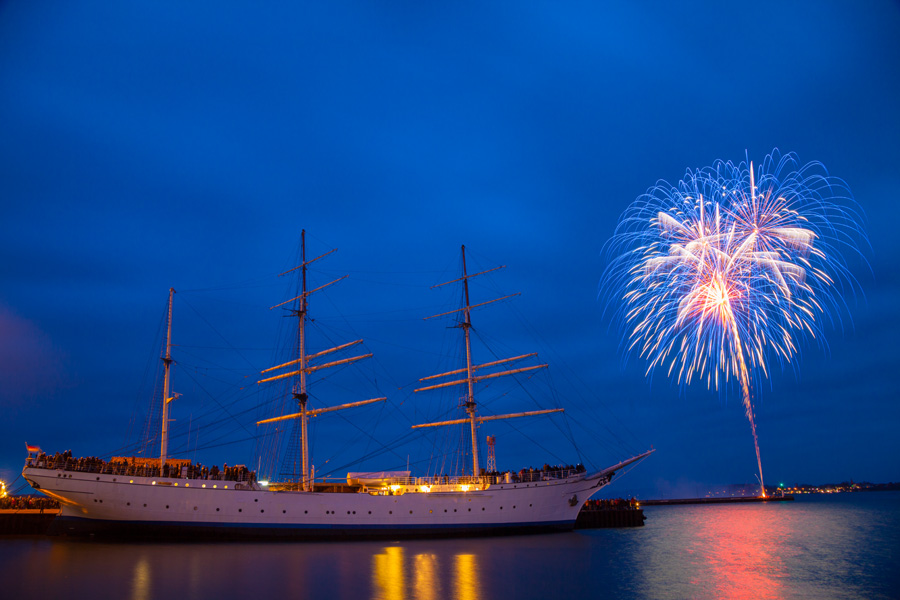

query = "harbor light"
[0,480,6,499]
[259,481,269,487]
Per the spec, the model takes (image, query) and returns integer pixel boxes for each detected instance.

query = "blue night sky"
[1,2,898,497]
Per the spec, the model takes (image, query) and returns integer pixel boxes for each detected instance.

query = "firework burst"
[602,150,866,495]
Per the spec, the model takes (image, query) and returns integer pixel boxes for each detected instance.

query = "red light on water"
[688,506,787,600]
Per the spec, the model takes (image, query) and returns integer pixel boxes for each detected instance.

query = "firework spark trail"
[602,150,866,496]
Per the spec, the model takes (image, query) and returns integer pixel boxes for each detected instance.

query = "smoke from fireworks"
[602,150,866,495]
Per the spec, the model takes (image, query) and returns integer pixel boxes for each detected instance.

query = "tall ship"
[23,233,652,539]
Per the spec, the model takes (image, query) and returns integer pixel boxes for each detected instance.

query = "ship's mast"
[297,231,310,490]
[460,246,480,477]
[256,231,384,490]
[160,287,175,471]
[414,247,557,482]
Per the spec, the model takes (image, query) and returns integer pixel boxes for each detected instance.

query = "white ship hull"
[23,456,645,539]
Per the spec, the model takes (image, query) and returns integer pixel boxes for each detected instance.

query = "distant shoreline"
[640,487,900,505]
[641,496,794,506]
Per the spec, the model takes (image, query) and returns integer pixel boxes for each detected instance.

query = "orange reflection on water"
[453,554,481,600]
[373,546,406,600]
[131,557,151,600]
[413,553,439,600]
[688,505,787,600]
[371,548,481,600]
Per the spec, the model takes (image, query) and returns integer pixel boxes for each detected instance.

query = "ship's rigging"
[412,245,563,478]
[121,235,646,490]
[255,230,385,491]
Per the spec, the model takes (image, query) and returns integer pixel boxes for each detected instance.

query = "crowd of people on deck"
[472,463,586,484]
[26,451,586,488]
[27,451,257,484]
[513,463,586,482]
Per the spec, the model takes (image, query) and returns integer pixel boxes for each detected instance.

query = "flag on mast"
[26,443,40,454]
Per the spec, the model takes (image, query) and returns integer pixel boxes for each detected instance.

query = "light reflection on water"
[682,503,789,599]
[454,554,480,600]
[413,552,437,600]
[132,557,151,600]
[372,547,479,600]
[0,493,896,600]
[373,546,405,600]
[627,493,899,600]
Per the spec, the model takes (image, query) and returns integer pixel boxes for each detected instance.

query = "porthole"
[216,508,220,512]
[283,510,286,514]
[444,509,447,513]
[468,508,471,512]
[96,477,100,481]
[238,509,242,512]
[389,511,392,514]
[368,511,371,514]
[194,507,198,511]
[352,511,356,514]
[127,502,131,506]
[482,507,485,511]
[254,499,258,502]
[429,510,433,514]
[304,510,308,514]
[260,510,264,513]
[409,510,413,514]
[143,504,147,507]
[454,509,457,512]
[166,505,169,509]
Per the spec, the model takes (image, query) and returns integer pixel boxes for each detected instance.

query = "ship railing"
[353,475,482,487]
[26,453,256,484]
[377,469,581,487]
[515,468,581,483]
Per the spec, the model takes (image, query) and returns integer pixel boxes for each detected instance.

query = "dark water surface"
[2,492,897,600]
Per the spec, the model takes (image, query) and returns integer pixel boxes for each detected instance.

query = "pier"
[0,509,60,535]
[575,499,646,528]
[641,495,794,506]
